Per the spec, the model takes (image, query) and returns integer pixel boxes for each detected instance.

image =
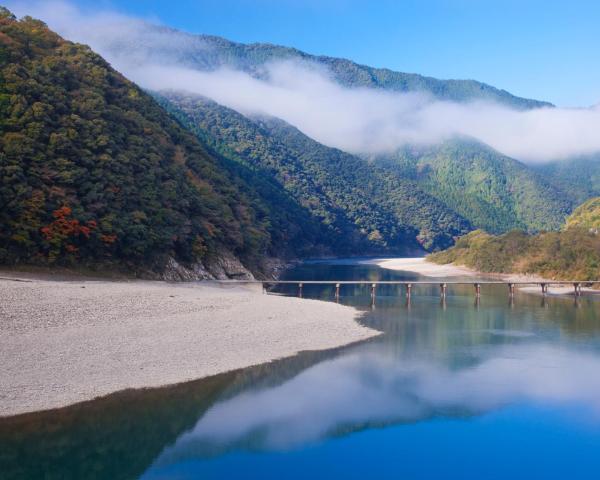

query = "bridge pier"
[220,279,597,305]
[371,283,377,308]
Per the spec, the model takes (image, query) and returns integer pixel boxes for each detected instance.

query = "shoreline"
[371,257,595,295]
[365,257,478,278]
[0,274,380,417]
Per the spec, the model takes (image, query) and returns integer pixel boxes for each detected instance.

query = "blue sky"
[29,1,600,106]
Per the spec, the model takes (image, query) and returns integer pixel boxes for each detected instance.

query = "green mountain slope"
[372,141,573,234]
[0,9,355,277]
[533,156,600,205]
[94,22,578,237]
[565,197,600,230]
[158,93,472,251]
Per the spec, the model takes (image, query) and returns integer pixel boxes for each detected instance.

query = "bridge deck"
[217,280,599,285]
[215,279,598,300]
[215,280,600,285]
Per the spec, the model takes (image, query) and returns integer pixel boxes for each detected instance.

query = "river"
[2,258,600,479]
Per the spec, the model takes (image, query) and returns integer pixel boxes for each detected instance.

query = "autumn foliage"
[40,206,99,260]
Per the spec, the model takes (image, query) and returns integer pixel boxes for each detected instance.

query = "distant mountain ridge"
[105,24,553,109]
[194,34,553,109]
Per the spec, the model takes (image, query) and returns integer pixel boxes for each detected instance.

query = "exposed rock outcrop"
[161,251,254,281]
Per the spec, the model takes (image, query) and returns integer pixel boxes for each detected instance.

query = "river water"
[2,259,600,479]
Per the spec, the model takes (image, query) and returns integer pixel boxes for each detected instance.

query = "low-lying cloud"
[9,1,600,162]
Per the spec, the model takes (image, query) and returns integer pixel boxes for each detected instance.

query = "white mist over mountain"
[9,1,600,163]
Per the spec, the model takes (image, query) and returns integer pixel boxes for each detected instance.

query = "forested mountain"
[533,156,600,205]
[87,19,586,236]
[564,197,600,230]
[372,141,573,233]
[2,8,473,279]
[101,24,552,109]
[0,9,374,278]
[157,93,471,251]
[2,7,593,280]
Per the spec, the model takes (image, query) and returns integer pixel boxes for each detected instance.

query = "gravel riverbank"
[0,275,379,416]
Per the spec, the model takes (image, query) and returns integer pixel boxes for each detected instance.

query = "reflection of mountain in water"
[0,341,353,480]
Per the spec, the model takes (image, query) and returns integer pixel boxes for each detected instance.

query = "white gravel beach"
[367,257,477,277]
[0,275,379,417]
[371,257,550,282]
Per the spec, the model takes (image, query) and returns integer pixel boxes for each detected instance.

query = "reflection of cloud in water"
[153,345,600,465]
[483,329,536,338]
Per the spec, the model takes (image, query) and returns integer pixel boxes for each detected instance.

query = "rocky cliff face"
[161,251,255,281]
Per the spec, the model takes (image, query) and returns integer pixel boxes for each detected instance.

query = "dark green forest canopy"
[3,7,595,278]
[533,155,600,205]
[373,141,573,234]
[157,92,472,252]
[0,9,342,274]
[3,8,465,277]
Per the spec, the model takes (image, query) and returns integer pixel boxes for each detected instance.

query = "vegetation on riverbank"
[564,197,600,231]
[428,198,600,280]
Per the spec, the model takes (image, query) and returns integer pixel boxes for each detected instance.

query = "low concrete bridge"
[218,280,598,303]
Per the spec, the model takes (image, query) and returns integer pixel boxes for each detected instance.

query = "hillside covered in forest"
[2,8,476,279]
[3,6,600,280]
[428,198,600,281]
[373,141,573,233]
[564,197,600,231]
[69,17,590,234]
[156,93,471,251]
[0,8,385,278]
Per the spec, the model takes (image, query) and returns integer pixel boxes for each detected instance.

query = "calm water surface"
[2,259,600,479]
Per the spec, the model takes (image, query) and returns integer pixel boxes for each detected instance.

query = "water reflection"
[2,259,600,480]
[150,342,600,467]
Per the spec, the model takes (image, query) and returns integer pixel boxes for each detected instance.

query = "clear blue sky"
[53,1,600,106]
